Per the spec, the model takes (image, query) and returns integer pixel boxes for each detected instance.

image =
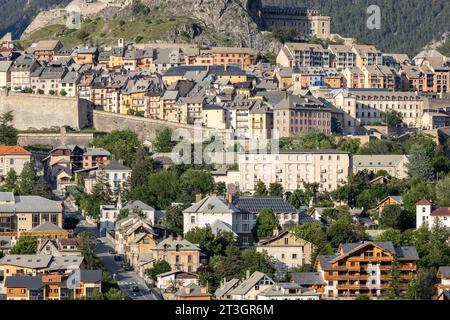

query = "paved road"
[94,237,161,300]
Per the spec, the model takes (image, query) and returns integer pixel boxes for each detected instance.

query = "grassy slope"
[19,16,193,48]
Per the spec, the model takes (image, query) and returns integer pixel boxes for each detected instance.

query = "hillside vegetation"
[301,0,450,56]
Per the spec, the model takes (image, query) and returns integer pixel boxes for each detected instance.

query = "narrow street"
[94,237,162,300]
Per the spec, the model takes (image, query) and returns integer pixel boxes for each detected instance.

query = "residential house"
[214,278,240,300]
[256,282,321,300]
[0,146,31,180]
[37,238,82,257]
[290,272,326,295]
[28,40,63,63]
[212,47,256,69]
[10,54,41,90]
[437,266,450,299]
[352,45,383,69]
[0,60,12,88]
[316,241,418,298]
[256,230,313,278]
[230,271,275,300]
[376,196,404,214]
[84,161,131,196]
[152,235,201,273]
[416,198,450,230]
[156,270,198,291]
[30,64,68,95]
[74,47,98,65]
[82,148,111,169]
[175,283,212,300]
[328,45,355,69]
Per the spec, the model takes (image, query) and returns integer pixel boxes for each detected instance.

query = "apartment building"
[30,64,68,95]
[332,89,426,132]
[273,94,332,137]
[4,270,101,300]
[316,241,418,298]
[277,43,330,68]
[361,65,399,91]
[0,61,12,88]
[352,45,383,69]
[0,146,31,180]
[0,192,63,235]
[82,148,111,169]
[84,161,131,196]
[352,154,409,179]
[328,45,356,69]
[238,149,351,193]
[212,47,256,69]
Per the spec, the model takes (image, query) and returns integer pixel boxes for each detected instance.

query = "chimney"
[272,229,279,237]
[246,269,250,280]
[177,234,183,241]
[184,287,191,294]
[224,64,228,72]
[195,194,203,203]
[226,193,233,204]
[169,234,174,241]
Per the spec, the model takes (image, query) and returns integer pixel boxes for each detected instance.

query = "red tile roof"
[0,145,31,155]
[416,198,432,206]
[431,207,450,217]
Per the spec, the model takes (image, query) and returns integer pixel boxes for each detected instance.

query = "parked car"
[131,285,140,293]
[122,264,134,271]
[114,255,122,262]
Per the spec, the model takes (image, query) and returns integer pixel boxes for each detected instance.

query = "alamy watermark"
[66,3,82,30]
[367,5,381,30]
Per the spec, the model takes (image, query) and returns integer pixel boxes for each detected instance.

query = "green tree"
[145,260,171,280]
[165,205,185,235]
[211,245,241,280]
[269,27,298,44]
[153,128,177,153]
[147,170,179,209]
[116,208,130,221]
[356,189,376,210]
[435,175,450,207]
[379,205,403,229]
[292,129,336,150]
[254,180,268,196]
[357,140,392,155]
[288,189,310,208]
[103,288,128,300]
[18,161,36,195]
[384,110,404,127]
[384,258,404,299]
[129,147,154,202]
[239,248,274,278]
[268,183,284,197]
[406,145,435,182]
[402,178,435,214]
[0,111,18,145]
[91,130,141,166]
[337,137,361,154]
[406,267,437,300]
[2,169,19,193]
[376,228,413,246]
[254,208,279,239]
[179,169,214,203]
[185,227,221,258]
[326,210,367,247]
[215,182,227,197]
[59,89,67,96]
[10,236,37,254]
[92,169,114,204]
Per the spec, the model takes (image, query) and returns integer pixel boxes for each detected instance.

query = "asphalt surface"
[94,237,161,300]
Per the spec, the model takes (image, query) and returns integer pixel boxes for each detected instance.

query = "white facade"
[416,201,450,230]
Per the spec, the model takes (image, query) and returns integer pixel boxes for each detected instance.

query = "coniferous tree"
[2,169,19,193]
[18,161,36,195]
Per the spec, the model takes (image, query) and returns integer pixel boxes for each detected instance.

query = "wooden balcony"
[399,265,416,271]
[348,256,393,262]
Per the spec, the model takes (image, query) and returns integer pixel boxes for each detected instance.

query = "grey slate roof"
[0,194,62,213]
[183,196,239,214]
[209,220,236,236]
[0,255,52,269]
[316,255,337,270]
[123,200,154,211]
[214,278,240,299]
[79,269,102,283]
[395,246,419,260]
[0,61,12,72]
[0,192,15,203]
[100,161,131,171]
[4,276,44,290]
[291,272,326,285]
[230,271,272,295]
[439,266,450,278]
[298,212,316,224]
[155,237,200,251]
[234,196,297,214]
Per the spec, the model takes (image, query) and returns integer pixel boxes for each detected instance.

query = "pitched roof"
[438,266,450,278]
[155,237,200,251]
[214,278,240,298]
[79,269,102,283]
[99,161,131,171]
[5,276,44,290]
[416,198,432,206]
[30,222,65,233]
[431,207,450,217]
[123,200,154,211]
[234,196,297,214]
[395,246,419,260]
[183,196,239,214]
[291,272,325,285]
[353,154,408,167]
[209,220,236,236]
[0,145,31,155]
[230,271,272,295]
[0,255,52,269]
[157,270,198,278]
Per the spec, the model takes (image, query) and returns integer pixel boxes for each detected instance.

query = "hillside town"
[0,2,450,303]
